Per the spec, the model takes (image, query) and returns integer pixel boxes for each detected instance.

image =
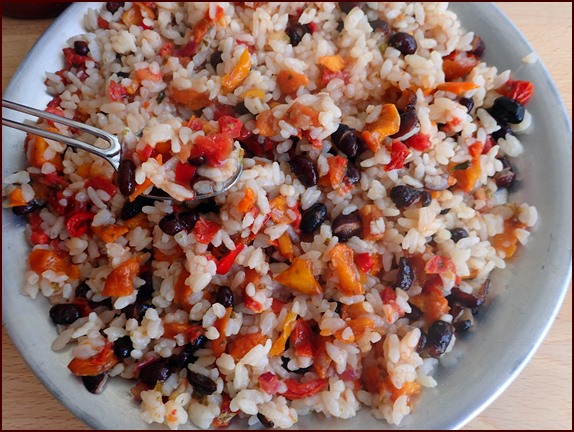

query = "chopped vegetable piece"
[216,243,245,275]
[385,140,410,171]
[497,79,534,105]
[277,232,294,261]
[102,256,141,297]
[450,156,481,192]
[281,378,328,400]
[329,244,365,296]
[318,55,345,72]
[290,319,314,357]
[212,307,233,357]
[68,342,118,376]
[170,87,211,110]
[277,69,309,95]
[362,104,401,151]
[28,248,80,280]
[194,218,221,244]
[65,211,94,237]
[91,224,129,243]
[436,81,479,95]
[222,48,252,92]
[237,188,255,213]
[229,332,267,361]
[274,257,323,295]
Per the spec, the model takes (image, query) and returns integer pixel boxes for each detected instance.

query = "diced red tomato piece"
[258,372,283,395]
[68,342,118,376]
[442,51,479,81]
[498,79,534,105]
[108,80,127,102]
[217,116,243,139]
[424,255,456,275]
[405,133,432,151]
[194,217,221,244]
[216,243,245,275]
[281,378,328,400]
[97,16,110,29]
[380,286,397,304]
[385,140,410,172]
[211,393,237,427]
[355,253,375,273]
[85,176,117,198]
[290,319,314,357]
[190,133,233,166]
[62,47,91,68]
[30,230,50,245]
[65,211,94,237]
[174,162,197,186]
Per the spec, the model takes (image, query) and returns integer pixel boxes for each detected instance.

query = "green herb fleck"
[452,161,471,171]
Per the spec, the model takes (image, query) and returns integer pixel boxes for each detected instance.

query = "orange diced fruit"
[329,244,365,296]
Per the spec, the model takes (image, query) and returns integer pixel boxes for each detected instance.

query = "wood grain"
[2,3,572,430]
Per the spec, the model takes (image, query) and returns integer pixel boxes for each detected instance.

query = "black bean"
[159,213,186,236]
[394,257,414,290]
[440,208,451,215]
[123,299,153,322]
[106,2,125,13]
[82,373,109,394]
[454,319,472,333]
[396,89,417,113]
[74,40,89,56]
[257,413,275,428]
[491,121,514,141]
[426,320,454,358]
[391,110,420,140]
[88,296,113,310]
[420,190,432,207]
[415,332,427,353]
[234,101,250,116]
[458,97,474,113]
[449,288,483,309]
[405,303,423,322]
[192,198,219,214]
[494,157,516,189]
[369,19,392,37]
[159,209,199,236]
[120,195,154,220]
[190,334,207,352]
[331,124,359,159]
[189,156,206,166]
[137,271,154,301]
[345,162,361,185]
[118,159,136,196]
[389,185,421,208]
[447,300,464,321]
[179,210,199,231]
[389,32,417,55]
[286,24,309,47]
[335,301,344,316]
[11,199,42,216]
[169,344,197,369]
[339,2,365,14]
[331,211,363,242]
[49,304,81,325]
[209,50,223,69]
[469,35,486,58]
[290,155,318,187]
[489,97,525,124]
[300,203,327,234]
[75,281,91,299]
[114,336,133,359]
[216,286,234,308]
[187,371,217,395]
[450,227,469,243]
[281,356,312,374]
[139,361,172,387]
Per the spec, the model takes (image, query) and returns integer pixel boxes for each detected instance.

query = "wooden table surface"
[2,3,572,430]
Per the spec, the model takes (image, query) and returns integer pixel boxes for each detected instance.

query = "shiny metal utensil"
[1,99,243,201]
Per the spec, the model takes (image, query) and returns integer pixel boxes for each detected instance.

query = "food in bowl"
[2,2,539,429]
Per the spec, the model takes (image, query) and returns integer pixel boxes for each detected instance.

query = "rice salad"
[2,2,539,429]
